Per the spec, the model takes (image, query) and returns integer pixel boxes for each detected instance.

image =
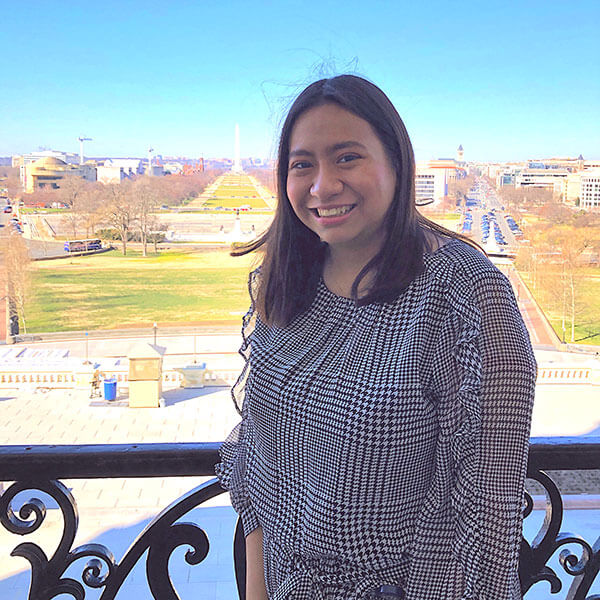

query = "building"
[563,172,582,205]
[13,150,81,169]
[21,157,96,193]
[415,166,446,205]
[147,164,164,177]
[495,166,524,187]
[456,145,464,162]
[96,165,132,184]
[13,150,66,170]
[163,162,184,175]
[414,159,466,205]
[580,170,600,209]
[527,156,584,172]
[515,169,569,194]
[103,159,144,177]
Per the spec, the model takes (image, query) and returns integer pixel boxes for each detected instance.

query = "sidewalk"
[496,261,562,349]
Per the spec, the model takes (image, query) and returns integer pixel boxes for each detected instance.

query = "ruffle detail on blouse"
[232,268,259,414]
[412,253,527,600]
[446,285,483,599]
[445,280,483,494]
[214,270,260,537]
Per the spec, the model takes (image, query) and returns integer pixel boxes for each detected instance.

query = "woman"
[216,75,536,600]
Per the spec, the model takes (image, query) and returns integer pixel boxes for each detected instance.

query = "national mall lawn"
[26,244,600,344]
[26,248,256,332]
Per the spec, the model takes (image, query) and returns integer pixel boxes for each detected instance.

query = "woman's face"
[286,103,397,257]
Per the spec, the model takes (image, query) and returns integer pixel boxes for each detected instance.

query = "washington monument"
[233,123,242,173]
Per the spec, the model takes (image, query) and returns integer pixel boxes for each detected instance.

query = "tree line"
[501,185,600,343]
[0,170,222,338]
[26,170,222,256]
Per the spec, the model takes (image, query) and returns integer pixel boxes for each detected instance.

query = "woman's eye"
[338,154,360,164]
[290,161,311,170]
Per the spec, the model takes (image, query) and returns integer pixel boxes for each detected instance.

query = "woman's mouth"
[311,204,356,218]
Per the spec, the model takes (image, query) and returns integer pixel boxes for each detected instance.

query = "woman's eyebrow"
[289,149,313,159]
[328,141,366,153]
[289,141,367,159]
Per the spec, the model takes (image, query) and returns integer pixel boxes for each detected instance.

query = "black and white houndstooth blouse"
[216,239,537,600]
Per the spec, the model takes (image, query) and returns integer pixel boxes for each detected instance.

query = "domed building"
[23,156,96,193]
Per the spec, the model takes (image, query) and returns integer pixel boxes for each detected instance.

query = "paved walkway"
[499,263,562,348]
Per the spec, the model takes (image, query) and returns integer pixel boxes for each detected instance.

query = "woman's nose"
[310,166,343,199]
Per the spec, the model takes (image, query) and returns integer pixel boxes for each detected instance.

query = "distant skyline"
[1,1,599,163]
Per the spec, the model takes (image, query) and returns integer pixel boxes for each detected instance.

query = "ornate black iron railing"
[0,437,599,599]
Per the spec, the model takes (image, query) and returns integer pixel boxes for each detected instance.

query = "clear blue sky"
[2,0,598,162]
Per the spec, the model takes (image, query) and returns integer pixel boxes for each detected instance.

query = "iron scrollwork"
[1,440,599,598]
[520,469,600,599]
[0,477,225,599]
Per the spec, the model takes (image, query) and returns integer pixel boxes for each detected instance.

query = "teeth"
[316,205,354,217]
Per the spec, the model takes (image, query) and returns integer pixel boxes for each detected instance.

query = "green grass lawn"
[26,249,257,332]
[202,196,271,209]
[426,213,461,232]
[198,174,272,210]
[517,265,600,345]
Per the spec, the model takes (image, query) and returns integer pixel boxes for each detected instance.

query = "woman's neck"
[322,244,378,298]
[321,229,451,298]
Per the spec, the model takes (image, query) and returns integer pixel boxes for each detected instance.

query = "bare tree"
[0,166,22,200]
[247,168,276,195]
[519,219,600,343]
[149,223,168,253]
[546,226,600,342]
[0,231,32,335]
[57,176,93,238]
[80,182,104,237]
[131,177,161,256]
[447,174,475,207]
[156,170,223,205]
[499,185,553,212]
[101,182,136,255]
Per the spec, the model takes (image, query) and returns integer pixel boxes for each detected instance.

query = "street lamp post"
[562,263,567,344]
[153,322,157,346]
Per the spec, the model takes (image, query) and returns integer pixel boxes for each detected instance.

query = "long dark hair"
[234,74,471,326]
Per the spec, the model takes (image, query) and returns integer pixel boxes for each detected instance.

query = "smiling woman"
[286,103,397,294]
[216,75,538,600]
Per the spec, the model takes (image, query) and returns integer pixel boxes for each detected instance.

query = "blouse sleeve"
[431,267,537,599]
[215,273,261,537]
[215,397,261,537]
